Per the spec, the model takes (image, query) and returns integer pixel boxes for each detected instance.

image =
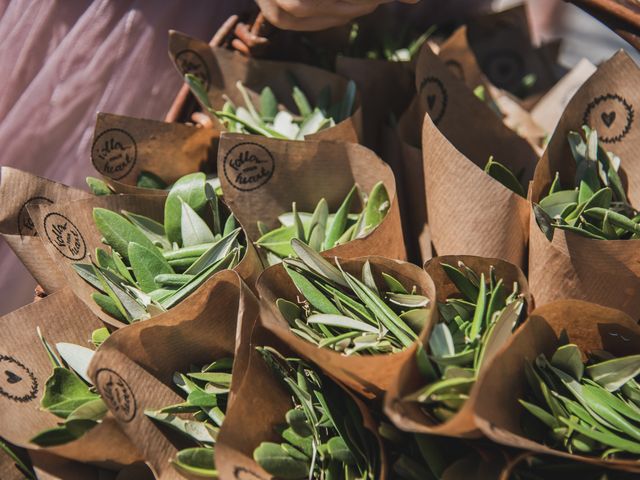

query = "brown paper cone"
[0,167,90,293]
[168,30,363,143]
[336,55,414,152]
[391,96,432,264]
[384,255,531,438]
[257,255,435,400]
[466,4,559,97]
[529,50,640,316]
[27,193,262,328]
[473,299,640,473]
[217,132,407,262]
[215,323,387,480]
[0,288,141,467]
[86,271,258,479]
[90,113,218,194]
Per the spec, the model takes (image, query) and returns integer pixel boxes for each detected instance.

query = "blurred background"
[0,0,638,315]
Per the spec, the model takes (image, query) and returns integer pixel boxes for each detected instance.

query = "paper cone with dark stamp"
[0,167,90,294]
[256,255,436,400]
[91,112,218,194]
[416,44,536,268]
[0,288,141,466]
[168,30,363,144]
[87,271,258,479]
[384,255,530,438]
[473,299,640,474]
[217,133,406,263]
[27,194,262,328]
[529,51,640,316]
[216,324,387,479]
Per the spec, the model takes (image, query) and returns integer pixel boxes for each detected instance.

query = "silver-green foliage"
[185,74,356,140]
[74,173,244,323]
[253,347,378,479]
[144,357,233,478]
[534,125,636,241]
[256,182,390,266]
[520,343,640,459]
[277,240,428,355]
[406,262,525,423]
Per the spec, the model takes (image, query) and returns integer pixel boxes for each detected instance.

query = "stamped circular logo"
[0,355,38,403]
[91,128,137,180]
[583,93,634,144]
[175,49,210,89]
[43,212,86,260]
[481,50,525,90]
[234,467,266,480]
[17,196,53,237]
[444,59,465,82]
[95,368,136,422]
[419,76,448,125]
[223,142,275,192]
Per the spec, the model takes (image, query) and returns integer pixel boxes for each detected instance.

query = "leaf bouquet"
[405,260,526,423]
[73,173,246,323]
[144,357,233,477]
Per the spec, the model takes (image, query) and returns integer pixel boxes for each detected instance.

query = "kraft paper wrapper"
[90,113,218,195]
[529,50,640,317]
[531,58,597,135]
[216,323,387,480]
[0,288,141,467]
[473,299,640,474]
[0,167,90,293]
[217,133,407,262]
[390,96,432,264]
[336,55,414,152]
[384,255,531,438]
[86,271,258,479]
[466,4,559,97]
[28,194,262,329]
[168,30,363,144]
[257,255,435,400]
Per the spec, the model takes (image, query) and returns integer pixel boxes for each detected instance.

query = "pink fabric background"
[0,0,251,315]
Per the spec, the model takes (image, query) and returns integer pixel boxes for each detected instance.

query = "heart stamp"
[583,93,634,144]
[0,355,38,403]
[419,77,448,125]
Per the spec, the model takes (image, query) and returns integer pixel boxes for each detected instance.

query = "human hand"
[255,0,421,31]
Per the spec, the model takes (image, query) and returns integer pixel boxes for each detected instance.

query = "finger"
[256,0,375,31]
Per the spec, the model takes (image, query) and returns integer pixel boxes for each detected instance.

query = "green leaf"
[122,211,171,250]
[307,314,378,333]
[327,436,356,464]
[145,410,216,444]
[91,292,127,322]
[292,86,312,117]
[128,242,174,293]
[136,171,167,190]
[484,157,525,197]
[550,343,584,380]
[307,198,329,251]
[185,74,212,109]
[441,263,478,301]
[284,265,340,315]
[586,354,640,391]
[165,173,208,245]
[92,208,156,260]
[91,327,110,348]
[260,86,278,120]
[73,263,105,292]
[257,225,296,258]
[468,273,487,341]
[538,190,579,218]
[172,448,217,478]
[357,181,389,238]
[290,238,348,287]
[337,80,356,122]
[86,177,112,196]
[30,426,78,447]
[253,442,309,479]
[286,409,312,438]
[41,368,98,418]
[180,199,215,247]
